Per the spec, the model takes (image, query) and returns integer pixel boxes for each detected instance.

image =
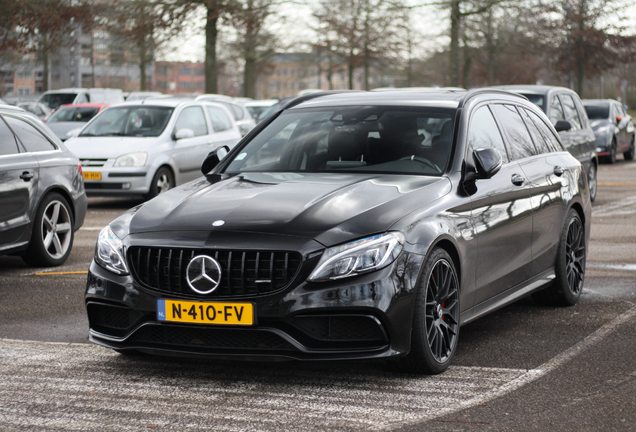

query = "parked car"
[16,102,52,120]
[38,88,124,111]
[85,89,591,374]
[125,91,163,102]
[45,103,109,141]
[582,99,635,163]
[196,95,256,136]
[0,105,87,266]
[244,99,278,121]
[489,85,598,202]
[65,98,242,199]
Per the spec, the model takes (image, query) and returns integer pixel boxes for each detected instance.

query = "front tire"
[23,193,74,267]
[145,166,174,200]
[532,209,585,306]
[399,247,460,374]
[624,135,635,161]
[587,162,597,203]
[608,138,617,164]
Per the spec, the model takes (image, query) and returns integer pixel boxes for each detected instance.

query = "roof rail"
[282,90,365,110]
[458,88,528,108]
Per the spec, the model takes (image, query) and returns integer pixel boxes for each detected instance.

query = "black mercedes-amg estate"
[85,89,591,374]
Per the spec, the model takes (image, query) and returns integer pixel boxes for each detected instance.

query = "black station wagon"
[85,89,591,374]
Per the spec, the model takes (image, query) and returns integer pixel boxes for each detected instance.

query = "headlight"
[308,232,404,282]
[114,152,147,167]
[95,226,129,275]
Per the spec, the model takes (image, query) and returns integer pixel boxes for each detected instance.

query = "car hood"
[46,122,86,140]
[127,172,451,246]
[65,136,159,158]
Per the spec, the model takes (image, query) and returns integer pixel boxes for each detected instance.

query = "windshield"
[584,104,610,120]
[47,106,100,123]
[225,106,455,176]
[79,106,174,137]
[39,93,77,110]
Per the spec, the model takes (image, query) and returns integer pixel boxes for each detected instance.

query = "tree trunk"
[139,40,147,91]
[42,51,50,92]
[449,0,462,87]
[205,5,219,94]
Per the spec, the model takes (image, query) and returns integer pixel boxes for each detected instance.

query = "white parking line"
[592,196,636,217]
[1,305,635,431]
[587,263,636,272]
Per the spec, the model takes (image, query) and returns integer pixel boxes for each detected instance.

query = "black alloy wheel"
[399,247,460,374]
[23,193,74,267]
[608,138,617,164]
[624,135,635,161]
[533,209,585,306]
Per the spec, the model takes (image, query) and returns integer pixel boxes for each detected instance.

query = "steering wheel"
[400,155,441,173]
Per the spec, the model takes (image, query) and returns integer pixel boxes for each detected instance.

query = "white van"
[38,88,125,111]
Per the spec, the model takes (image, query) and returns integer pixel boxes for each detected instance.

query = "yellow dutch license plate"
[83,171,101,180]
[157,299,254,326]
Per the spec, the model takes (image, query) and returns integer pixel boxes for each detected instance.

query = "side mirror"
[554,120,572,133]
[201,146,230,175]
[464,148,503,183]
[66,128,82,139]
[174,128,194,140]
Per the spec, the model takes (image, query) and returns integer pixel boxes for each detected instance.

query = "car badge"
[212,220,225,227]
[186,255,222,294]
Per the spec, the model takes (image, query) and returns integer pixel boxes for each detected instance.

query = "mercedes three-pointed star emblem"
[186,255,222,294]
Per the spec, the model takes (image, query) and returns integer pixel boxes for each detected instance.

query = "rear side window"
[491,104,536,160]
[175,106,208,137]
[467,105,509,164]
[4,116,56,152]
[549,96,565,126]
[525,109,563,152]
[519,108,552,154]
[206,106,233,132]
[560,94,582,131]
[0,117,20,155]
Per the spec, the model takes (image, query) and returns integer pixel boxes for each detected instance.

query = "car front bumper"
[85,248,425,361]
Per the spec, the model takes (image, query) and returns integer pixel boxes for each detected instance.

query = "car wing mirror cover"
[474,147,503,178]
[554,120,572,132]
[201,145,230,175]
[174,128,195,140]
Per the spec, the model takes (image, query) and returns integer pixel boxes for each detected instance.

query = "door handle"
[553,166,564,176]
[20,171,34,181]
[511,174,525,186]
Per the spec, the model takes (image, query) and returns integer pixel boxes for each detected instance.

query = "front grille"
[80,158,108,167]
[128,325,296,351]
[84,182,124,189]
[128,247,303,298]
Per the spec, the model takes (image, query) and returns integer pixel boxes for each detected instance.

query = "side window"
[4,116,56,152]
[549,96,565,126]
[520,108,552,154]
[490,104,536,160]
[175,106,208,137]
[526,109,563,152]
[206,106,233,132]
[560,94,582,131]
[0,117,20,155]
[467,105,509,164]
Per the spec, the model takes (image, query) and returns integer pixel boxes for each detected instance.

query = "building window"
[195,68,205,76]
[157,81,168,90]
[179,81,191,90]
[17,72,32,80]
[179,67,191,75]
[17,87,32,95]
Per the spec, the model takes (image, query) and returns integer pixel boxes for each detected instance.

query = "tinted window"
[467,106,509,163]
[175,106,208,137]
[549,96,565,126]
[226,107,454,175]
[491,104,536,160]
[5,116,55,152]
[206,106,233,132]
[0,117,20,155]
[525,109,563,152]
[38,93,77,110]
[584,104,610,120]
[560,94,582,130]
[520,94,544,109]
[520,108,551,154]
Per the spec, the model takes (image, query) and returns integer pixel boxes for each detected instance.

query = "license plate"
[83,171,101,180]
[157,299,254,326]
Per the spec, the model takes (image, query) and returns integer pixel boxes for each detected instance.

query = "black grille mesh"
[289,315,387,342]
[127,247,302,298]
[87,303,144,331]
[128,325,295,351]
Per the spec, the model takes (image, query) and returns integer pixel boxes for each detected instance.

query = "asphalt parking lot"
[1,158,635,431]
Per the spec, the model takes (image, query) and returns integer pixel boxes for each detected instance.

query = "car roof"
[58,103,110,109]
[110,98,196,108]
[0,105,28,114]
[581,99,614,105]
[488,84,578,97]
